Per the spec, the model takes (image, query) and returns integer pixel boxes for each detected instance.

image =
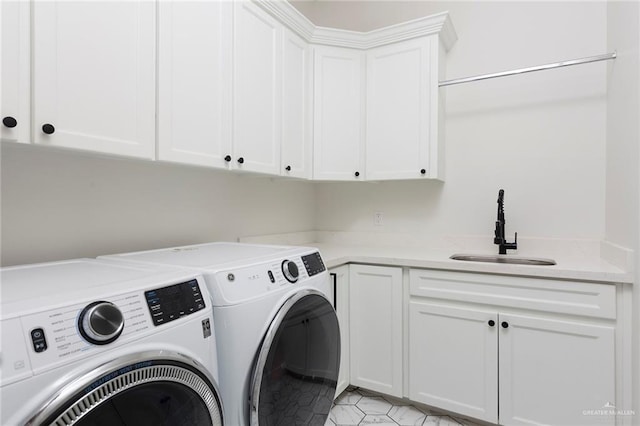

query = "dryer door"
[29,352,223,426]
[250,290,340,425]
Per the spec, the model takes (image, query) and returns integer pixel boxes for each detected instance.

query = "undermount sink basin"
[450,254,556,266]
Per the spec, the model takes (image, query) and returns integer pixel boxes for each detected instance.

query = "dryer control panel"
[302,252,326,276]
[213,251,329,306]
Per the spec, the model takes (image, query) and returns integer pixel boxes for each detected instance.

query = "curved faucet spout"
[493,189,517,254]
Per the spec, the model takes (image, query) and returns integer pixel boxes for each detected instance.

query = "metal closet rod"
[439,51,617,87]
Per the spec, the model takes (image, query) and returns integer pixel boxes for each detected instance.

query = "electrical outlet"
[374,212,384,226]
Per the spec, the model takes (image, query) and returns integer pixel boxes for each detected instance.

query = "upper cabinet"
[232,1,282,175]
[158,1,296,177]
[1,1,30,144]
[313,46,365,181]
[281,29,312,179]
[366,37,441,180]
[32,2,156,159]
[3,0,455,181]
[311,12,455,181]
[157,1,232,169]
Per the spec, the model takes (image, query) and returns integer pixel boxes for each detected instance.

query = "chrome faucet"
[494,189,518,254]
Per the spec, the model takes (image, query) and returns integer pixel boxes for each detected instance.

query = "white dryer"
[102,242,340,426]
[0,259,224,425]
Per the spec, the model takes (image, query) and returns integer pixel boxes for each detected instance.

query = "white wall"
[0,2,611,260]
[606,0,640,419]
[307,1,608,242]
[607,1,640,250]
[0,143,316,266]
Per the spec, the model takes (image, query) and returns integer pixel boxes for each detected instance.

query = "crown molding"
[253,0,316,40]
[253,0,457,50]
[313,12,457,50]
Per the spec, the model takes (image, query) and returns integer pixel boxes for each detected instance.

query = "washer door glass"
[75,381,213,426]
[34,357,223,426]
[252,292,340,425]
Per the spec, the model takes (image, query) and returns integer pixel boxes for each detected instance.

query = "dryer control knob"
[282,260,299,283]
[79,301,125,345]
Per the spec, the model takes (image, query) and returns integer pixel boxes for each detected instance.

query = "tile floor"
[327,386,482,426]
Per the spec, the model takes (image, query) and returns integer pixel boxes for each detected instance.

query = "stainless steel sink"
[450,254,556,266]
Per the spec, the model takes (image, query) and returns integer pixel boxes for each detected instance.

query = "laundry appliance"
[102,242,340,426]
[0,258,224,425]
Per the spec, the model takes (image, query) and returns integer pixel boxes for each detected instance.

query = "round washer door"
[29,351,223,426]
[250,290,340,425]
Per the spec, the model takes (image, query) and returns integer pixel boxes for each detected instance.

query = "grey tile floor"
[327,386,482,426]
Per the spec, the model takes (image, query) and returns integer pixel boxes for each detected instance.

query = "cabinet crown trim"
[254,0,457,50]
[254,0,317,40]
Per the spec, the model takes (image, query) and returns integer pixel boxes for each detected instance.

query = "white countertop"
[240,232,633,284]
[313,242,632,283]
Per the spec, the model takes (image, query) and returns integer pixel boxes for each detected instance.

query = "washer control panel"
[15,277,210,376]
[145,279,206,326]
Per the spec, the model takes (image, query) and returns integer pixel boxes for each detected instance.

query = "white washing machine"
[0,258,224,425]
[102,242,340,426]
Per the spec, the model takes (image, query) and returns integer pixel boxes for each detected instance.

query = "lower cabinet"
[349,264,403,397]
[328,263,621,425]
[409,302,498,422]
[329,265,350,397]
[409,269,617,426]
[498,313,615,426]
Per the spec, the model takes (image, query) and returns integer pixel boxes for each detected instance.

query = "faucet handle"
[505,232,518,251]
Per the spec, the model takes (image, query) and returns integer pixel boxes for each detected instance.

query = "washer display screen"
[144,280,206,326]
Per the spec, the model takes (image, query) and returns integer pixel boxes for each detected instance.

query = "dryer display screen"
[145,280,206,326]
[302,252,326,276]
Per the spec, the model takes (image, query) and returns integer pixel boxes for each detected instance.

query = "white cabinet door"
[313,46,365,181]
[349,265,402,397]
[499,313,615,426]
[281,28,311,179]
[233,1,281,175]
[1,0,30,144]
[409,301,498,423]
[158,1,232,168]
[32,1,155,159]
[330,265,350,398]
[366,37,434,180]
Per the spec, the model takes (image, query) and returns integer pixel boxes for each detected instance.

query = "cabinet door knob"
[488,320,495,327]
[224,155,232,162]
[501,321,509,328]
[42,123,55,134]
[420,169,426,175]
[2,116,17,128]
[354,171,360,177]
[237,157,244,164]
[285,165,291,172]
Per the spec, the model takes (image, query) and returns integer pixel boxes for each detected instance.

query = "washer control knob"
[282,260,299,283]
[79,301,124,345]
